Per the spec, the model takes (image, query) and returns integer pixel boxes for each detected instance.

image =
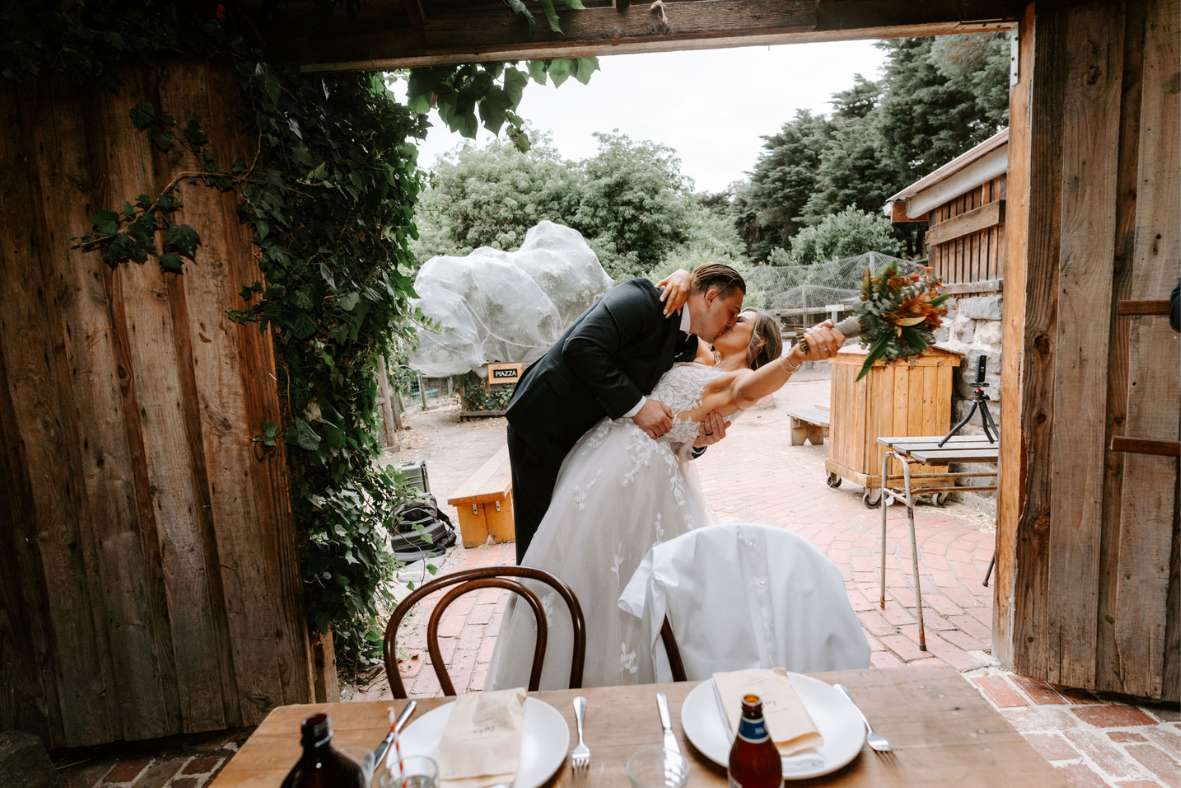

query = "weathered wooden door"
[997,0,1180,701]
[0,63,313,747]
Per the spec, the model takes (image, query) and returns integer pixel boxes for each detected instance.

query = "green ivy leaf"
[129,102,155,130]
[503,0,535,29]
[547,58,573,87]
[91,209,119,236]
[165,224,201,259]
[527,60,548,85]
[150,129,174,151]
[183,119,209,149]
[478,87,511,134]
[540,0,561,32]
[574,57,599,84]
[289,418,322,451]
[503,67,528,107]
[566,0,586,8]
[338,292,360,311]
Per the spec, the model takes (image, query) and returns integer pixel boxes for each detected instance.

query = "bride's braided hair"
[745,310,783,370]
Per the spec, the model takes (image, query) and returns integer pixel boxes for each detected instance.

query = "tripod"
[939,355,998,447]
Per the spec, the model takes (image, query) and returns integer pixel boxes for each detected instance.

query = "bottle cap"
[300,713,333,747]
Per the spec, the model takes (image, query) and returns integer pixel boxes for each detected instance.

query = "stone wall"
[934,293,1004,513]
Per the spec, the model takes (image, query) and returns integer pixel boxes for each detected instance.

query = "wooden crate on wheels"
[825,346,962,507]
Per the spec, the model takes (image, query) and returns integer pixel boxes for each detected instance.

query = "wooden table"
[213,666,1061,787]
[876,435,1000,651]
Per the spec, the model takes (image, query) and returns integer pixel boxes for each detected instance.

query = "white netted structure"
[409,221,613,377]
[748,252,922,313]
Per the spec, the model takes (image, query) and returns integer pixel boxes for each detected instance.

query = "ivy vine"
[3,0,596,673]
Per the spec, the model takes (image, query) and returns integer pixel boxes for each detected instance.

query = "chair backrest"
[383,566,586,698]
[626,524,870,681]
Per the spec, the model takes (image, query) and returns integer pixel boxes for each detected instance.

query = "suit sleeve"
[561,280,661,419]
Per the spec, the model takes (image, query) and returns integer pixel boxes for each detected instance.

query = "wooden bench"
[446,446,515,548]
[786,405,830,446]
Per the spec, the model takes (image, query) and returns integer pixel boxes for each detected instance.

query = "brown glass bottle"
[280,713,367,788]
[727,694,783,788]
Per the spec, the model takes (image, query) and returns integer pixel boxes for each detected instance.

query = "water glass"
[378,754,439,788]
[625,745,690,788]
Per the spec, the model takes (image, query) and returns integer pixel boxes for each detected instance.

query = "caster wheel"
[862,489,882,509]
[826,473,843,489]
[932,491,950,507]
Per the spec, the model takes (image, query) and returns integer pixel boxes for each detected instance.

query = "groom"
[505,264,747,563]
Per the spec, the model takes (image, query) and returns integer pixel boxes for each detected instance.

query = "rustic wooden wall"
[996,0,1180,701]
[0,63,313,748]
[926,175,1007,292]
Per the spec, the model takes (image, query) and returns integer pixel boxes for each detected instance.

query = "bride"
[485,312,844,690]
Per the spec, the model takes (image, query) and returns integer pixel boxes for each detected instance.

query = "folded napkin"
[435,687,526,788]
[713,668,823,756]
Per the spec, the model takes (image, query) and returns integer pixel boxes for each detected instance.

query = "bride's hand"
[656,269,692,317]
[693,411,730,448]
[796,320,845,362]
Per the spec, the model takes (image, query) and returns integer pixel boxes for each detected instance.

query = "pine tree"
[735,109,831,261]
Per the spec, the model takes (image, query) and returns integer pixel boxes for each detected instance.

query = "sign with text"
[487,363,523,386]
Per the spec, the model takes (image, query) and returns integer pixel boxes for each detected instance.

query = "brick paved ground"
[55,372,1180,786]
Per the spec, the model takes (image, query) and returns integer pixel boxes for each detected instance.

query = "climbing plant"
[4,0,596,672]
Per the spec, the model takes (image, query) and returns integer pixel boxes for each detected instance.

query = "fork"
[571,695,591,772]
[834,684,892,753]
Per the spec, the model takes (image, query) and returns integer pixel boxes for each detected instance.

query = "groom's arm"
[562,279,661,419]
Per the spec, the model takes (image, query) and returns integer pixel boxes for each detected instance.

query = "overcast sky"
[398,41,887,194]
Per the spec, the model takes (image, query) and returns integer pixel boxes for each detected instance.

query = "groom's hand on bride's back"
[633,398,674,439]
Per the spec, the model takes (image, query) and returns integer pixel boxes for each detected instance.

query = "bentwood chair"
[383,566,586,698]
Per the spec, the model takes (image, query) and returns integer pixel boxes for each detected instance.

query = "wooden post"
[418,374,428,410]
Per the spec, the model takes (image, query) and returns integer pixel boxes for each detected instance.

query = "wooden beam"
[1110,437,1181,457]
[275,0,1022,71]
[926,201,1005,247]
[1117,298,1170,315]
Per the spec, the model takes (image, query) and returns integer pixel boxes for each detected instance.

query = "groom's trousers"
[506,422,566,565]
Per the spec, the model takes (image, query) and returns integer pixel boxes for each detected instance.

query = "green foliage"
[406,57,599,151]
[875,36,1009,184]
[736,34,1010,261]
[503,0,587,34]
[574,132,692,279]
[413,132,698,281]
[460,373,515,412]
[9,0,589,674]
[852,261,949,379]
[733,110,830,262]
[781,205,903,265]
[413,135,583,261]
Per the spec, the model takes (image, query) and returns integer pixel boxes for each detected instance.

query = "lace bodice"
[650,363,728,446]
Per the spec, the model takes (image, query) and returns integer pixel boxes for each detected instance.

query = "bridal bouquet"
[823,263,949,380]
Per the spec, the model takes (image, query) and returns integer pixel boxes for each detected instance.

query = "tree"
[875,36,1009,184]
[784,205,903,265]
[411,134,584,262]
[573,131,694,279]
[735,110,831,261]
[801,76,898,224]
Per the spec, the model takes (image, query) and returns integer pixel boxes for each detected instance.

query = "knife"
[656,692,680,755]
[373,699,417,766]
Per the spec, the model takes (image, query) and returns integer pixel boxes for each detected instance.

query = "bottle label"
[737,716,770,743]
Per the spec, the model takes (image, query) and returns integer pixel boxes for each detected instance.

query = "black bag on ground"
[390,495,456,562]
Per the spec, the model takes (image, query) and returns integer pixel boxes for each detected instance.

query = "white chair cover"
[618,524,870,683]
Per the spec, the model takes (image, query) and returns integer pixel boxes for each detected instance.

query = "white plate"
[395,697,569,788]
[680,674,866,780]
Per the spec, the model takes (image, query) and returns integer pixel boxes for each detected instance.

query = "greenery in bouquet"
[852,263,949,380]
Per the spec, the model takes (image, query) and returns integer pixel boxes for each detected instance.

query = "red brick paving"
[1074,706,1160,729]
[100,757,151,783]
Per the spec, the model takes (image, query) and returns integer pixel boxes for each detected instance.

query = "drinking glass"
[377,754,438,788]
[625,746,690,788]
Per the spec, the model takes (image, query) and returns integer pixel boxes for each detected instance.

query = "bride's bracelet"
[780,353,803,375]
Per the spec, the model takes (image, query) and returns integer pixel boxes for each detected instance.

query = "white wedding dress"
[486,362,726,690]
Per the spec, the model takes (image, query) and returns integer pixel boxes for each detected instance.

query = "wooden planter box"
[825,346,962,505]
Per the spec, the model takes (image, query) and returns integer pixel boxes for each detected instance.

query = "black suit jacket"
[505,278,698,449]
